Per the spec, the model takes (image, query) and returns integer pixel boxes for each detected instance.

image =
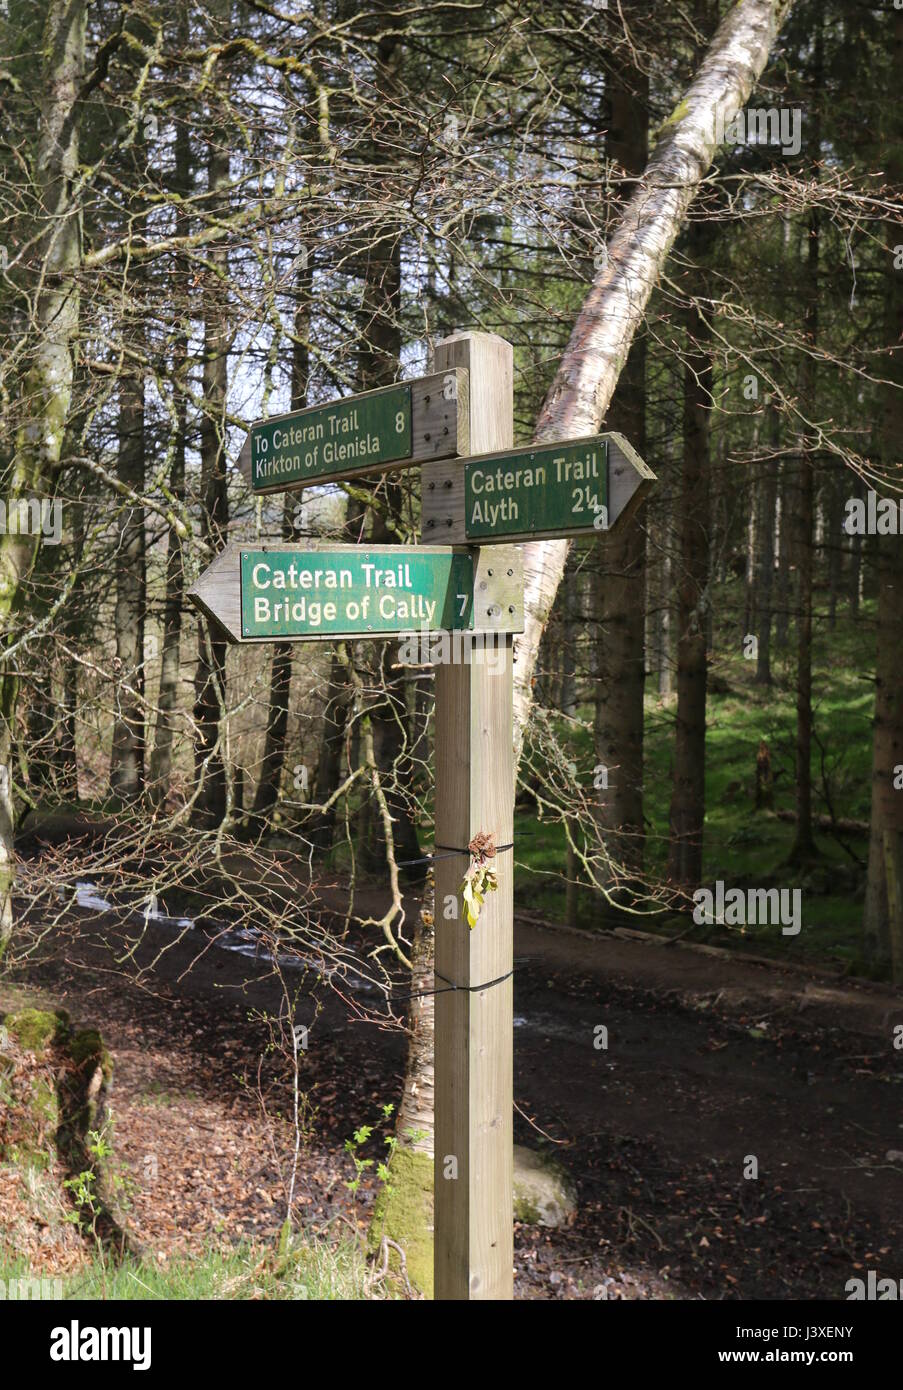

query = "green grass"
[514,587,879,974]
[0,1233,375,1300]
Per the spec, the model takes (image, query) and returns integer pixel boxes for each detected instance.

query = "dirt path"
[7,902,903,1299]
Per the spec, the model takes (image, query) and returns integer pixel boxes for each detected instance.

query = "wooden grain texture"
[238,369,468,493]
[433,331,515,1301]
[187,540,523,644]
[422,430,655,544]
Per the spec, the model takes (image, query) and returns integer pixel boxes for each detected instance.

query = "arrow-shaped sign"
[188,543,524,643]
[420,431,655,544]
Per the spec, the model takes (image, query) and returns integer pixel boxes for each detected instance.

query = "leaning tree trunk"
[373,0,795,1294]
[512,0,794,762]
[0,0,85,951]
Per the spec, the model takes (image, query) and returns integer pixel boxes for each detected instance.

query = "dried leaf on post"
[460,831,498,930]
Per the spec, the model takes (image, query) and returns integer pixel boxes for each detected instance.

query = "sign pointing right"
[421,431,655,545]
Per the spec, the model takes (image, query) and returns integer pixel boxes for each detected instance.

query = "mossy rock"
[513,1144,577,1228]
[3,1008,68,1053]
[14,1075,60,1167]
[368,1147,434,1299]
[0,1036,61,1168]
[68,1028,112,1082]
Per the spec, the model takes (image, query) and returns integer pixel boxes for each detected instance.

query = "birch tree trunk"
[0,0,86,950]
[513,0,794,759]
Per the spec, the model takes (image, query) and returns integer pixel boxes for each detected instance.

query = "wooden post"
[432,331,515,1300]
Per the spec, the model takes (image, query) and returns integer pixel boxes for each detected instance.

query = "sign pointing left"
[188,543,524,643]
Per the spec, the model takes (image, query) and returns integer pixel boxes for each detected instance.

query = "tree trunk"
[0,0,85,950]
[864,1,903,972]
[513,0,794,762]
[250,255,312,830]
[109,370,146,800]
[789,20,821,867]
[148,37,190,810]
[591,51,649,880]
[192,63,231,830]
[754,402,779,685]
[667,282,712,889]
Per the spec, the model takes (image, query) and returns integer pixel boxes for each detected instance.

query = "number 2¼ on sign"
[572,484,601,514]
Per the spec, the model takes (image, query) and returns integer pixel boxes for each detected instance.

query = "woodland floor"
[3,892,903,1300]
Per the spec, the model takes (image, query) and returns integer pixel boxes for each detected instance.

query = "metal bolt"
[487,568,493,576]
[507,568,513,576]
[424,432,431,441]
[427,519,435,528]
[444,479,452,489]
[428,481,435,491]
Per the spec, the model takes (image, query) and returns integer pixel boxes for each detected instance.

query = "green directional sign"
[464,437,608,541]
[421,430,655,546]
[246,386,412,493]
[188,543,524,643]
[240,548,474,639]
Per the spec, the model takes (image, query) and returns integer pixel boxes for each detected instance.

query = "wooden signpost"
[191,329,655,1303]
